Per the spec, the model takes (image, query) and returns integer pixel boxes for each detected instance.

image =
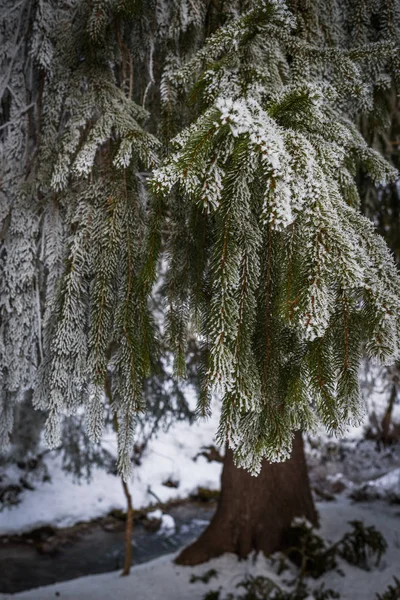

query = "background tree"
[0,0,201,573]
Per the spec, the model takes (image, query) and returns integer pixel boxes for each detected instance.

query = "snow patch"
[0,404,222,536]
[1,498,400,600]
[158,514,176,536]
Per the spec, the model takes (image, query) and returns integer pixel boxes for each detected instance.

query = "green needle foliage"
[376,578,400,600]
[284,518,387,576]
[30,3,161,478]
[152,0,400,473]
[1,0,400,478]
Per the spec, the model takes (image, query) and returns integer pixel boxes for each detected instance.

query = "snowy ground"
[1,368,400,599]
[1,497,399,600]
[0,402,222,536]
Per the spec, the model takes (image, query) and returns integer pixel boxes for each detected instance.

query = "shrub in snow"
[376,577,400,600]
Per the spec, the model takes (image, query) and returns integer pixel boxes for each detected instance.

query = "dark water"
[0,502,216,594]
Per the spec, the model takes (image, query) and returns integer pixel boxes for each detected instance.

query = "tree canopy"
[1,0,400,477]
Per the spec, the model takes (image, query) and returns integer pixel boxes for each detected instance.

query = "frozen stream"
[0,502,216,594]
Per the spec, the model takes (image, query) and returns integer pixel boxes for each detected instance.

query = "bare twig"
[121,477,134,576]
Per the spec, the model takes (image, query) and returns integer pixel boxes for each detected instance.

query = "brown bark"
[121,478,134,576]
[176,431,318,565]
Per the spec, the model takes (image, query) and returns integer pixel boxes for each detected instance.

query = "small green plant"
[190,569,219,584]
[203,592,222,600]
[234,575,281,599]
[337,521,387,570]
[283,520,336,577]
[313,584,341,600]
[270,581,309,600]
[283,519,387,576]
[202,575,288,600]
[376,577,400,600]
[202,520,386,600]
[203,578,340,600]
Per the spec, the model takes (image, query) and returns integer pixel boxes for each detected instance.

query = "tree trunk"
[176,432,318,565]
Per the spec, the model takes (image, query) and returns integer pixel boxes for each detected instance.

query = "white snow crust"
[1,498,399,600]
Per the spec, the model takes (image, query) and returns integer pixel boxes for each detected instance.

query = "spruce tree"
[152,1,400,562]
[152,0,400,474]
